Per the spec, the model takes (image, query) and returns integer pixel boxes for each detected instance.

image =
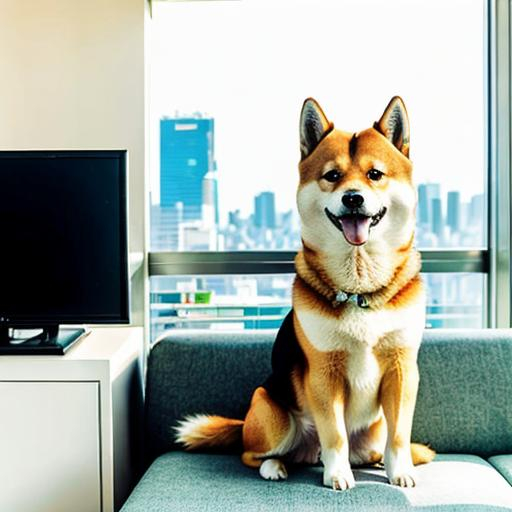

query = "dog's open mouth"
[325,207,387,246]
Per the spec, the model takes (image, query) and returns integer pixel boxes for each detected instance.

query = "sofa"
[121,329,512,511]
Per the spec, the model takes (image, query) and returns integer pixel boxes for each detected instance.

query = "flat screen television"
[0,150,129,354]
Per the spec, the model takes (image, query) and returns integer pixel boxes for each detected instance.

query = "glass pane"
[150,0,486,251]
[150,273,485,341]
[423,273,485,328]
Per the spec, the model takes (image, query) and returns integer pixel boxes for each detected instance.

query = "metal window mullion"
[148,250,488,276]
[488,0,511,328]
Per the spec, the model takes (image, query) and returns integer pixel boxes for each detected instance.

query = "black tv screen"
[0,150,129,326]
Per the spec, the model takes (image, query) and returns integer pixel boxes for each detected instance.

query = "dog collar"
[334,291,369,308]
[295,251,373,308]
[294,249,422,311]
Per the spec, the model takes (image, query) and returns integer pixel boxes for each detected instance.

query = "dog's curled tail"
[411,443,436,465]
[174,414,244,450]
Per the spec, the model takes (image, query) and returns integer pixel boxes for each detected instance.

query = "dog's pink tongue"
[340,216,371,245]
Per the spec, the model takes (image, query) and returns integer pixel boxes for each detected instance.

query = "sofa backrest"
[145,329,512,461]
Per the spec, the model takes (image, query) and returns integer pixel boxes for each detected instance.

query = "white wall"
[0,0,148,325]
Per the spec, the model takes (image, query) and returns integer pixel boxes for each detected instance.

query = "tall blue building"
[417,184,429,225]
[254,191,276,229]
[447,191,461,233]
[431,197,444,241]
[417,183,441,226]
[160,116,216,221]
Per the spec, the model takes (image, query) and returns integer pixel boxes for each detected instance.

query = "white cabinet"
[0,327,143,512]
[0,382,101,512]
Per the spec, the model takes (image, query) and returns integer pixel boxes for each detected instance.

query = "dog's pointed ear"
[300,98,333,159]
[374,96,410,157]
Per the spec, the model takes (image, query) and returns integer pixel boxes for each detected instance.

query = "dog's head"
[297,97,416,254]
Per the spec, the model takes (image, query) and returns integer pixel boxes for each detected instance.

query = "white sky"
[150,0,485,224]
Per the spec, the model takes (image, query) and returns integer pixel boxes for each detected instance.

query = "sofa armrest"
[488,455,512,485]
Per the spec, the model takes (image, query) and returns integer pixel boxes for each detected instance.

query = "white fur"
[372,160,386,172]
[297,178,417,293]
[322,446,355,490]
[344,347,382,433]
[262,412,297,457]
[259,459,288,480]
[318,399,355,490]
[322,160,338,173]
[385,444,416,487]
[384,180,417,248]
[174,413,213,445]
[295,300,425,353]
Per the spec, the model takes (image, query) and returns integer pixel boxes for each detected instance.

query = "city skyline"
[149,0,486,335]
[150,0,485,225]
[152,113,485,252]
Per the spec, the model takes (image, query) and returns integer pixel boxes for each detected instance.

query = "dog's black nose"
[342,192,364,209]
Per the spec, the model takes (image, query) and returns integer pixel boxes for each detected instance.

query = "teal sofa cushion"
[145,330,272,459]
[413,330,512,456]
[145,329,512,459]
[489,455,512,485]
[121,452,512,511]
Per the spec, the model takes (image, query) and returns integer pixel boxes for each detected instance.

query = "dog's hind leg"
[241,387,296,481]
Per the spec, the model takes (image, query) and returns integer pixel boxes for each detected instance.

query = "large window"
[149,0,490,338]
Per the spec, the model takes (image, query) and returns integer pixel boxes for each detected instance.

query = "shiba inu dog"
[175,97,434,490]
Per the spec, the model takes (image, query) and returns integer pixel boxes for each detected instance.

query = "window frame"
[488,0,511,327]
[147,0,511,329]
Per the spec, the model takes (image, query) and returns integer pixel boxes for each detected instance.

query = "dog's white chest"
[344,346,382,431]
[295,302,423,352]
[295,303,424,431]
[345,344,380,389]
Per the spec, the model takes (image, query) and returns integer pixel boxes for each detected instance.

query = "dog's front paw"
[389,472,416,487]
[323,468,355,491]
[386,450,417,487]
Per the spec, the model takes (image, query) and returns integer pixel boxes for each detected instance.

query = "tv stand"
[0,325,87,355]
[0,327,143,512]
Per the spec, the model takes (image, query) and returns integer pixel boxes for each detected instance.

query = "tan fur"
[299,129,413,188]
[386,274,423,309]
[376,347,419,450]
[411,442,436,465]
[241,387,291,468]
[175,415,243,450]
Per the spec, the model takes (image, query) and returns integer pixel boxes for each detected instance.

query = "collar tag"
[335,291,369,308]
[335,291,349,303]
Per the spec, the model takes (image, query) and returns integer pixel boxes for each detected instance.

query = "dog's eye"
[322,170,341,183]
[367,169,384,181]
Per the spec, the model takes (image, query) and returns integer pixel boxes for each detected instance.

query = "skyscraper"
[431,197,443,242]
[254,191,276,229]
[417,183,441,226]
[156,115,219,250]
[160,116,216,221]
[447,191,461,233]
[469,194,485,225]
[417,184,429,225]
